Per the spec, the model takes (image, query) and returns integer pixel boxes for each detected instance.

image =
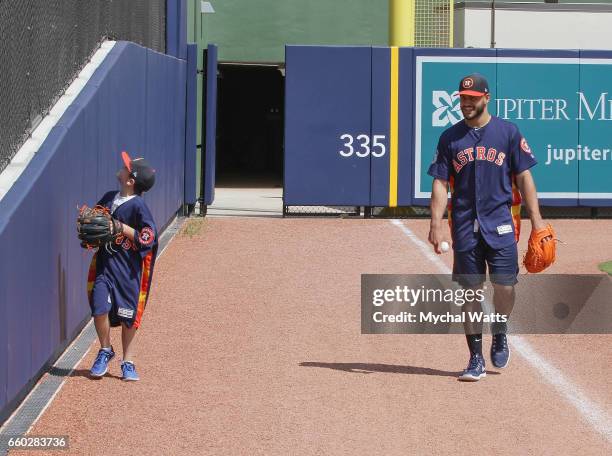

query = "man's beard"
[462,103,485,120]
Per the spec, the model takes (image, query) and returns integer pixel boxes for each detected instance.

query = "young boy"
[87,151,158,381]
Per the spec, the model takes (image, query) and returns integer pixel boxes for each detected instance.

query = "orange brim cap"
[458,89,486,96]
[121,151,132,172]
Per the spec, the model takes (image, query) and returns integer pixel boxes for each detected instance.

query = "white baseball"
[440,241,450,253]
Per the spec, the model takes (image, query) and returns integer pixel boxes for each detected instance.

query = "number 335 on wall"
[339,134,386,158]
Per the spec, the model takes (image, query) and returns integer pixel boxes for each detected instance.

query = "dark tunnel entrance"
[215,63,284,188]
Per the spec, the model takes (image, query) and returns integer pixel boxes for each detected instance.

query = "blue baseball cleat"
[459,353,486,381]
[90,347,115,378]
[491,333,510,368]
[121,361,140,381]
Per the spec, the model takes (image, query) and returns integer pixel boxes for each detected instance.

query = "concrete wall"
[455,2,612,49]
[204,0,389,62]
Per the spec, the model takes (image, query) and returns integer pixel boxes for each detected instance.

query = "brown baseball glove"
[523,223,557,273]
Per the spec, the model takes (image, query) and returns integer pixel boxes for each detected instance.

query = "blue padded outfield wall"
[285,46,372,206]
[202,44,218,206]
[0,40,192,422]
[284,46,612,207]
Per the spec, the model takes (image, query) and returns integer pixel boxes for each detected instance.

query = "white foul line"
[390,219,612,443]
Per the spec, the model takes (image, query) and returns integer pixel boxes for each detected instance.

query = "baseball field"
[3,191,611,455]
[2,2,612,455]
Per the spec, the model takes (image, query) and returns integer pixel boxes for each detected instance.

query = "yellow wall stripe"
[389,46,399,207]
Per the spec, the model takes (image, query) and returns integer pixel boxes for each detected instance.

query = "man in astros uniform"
[428,74,547,381]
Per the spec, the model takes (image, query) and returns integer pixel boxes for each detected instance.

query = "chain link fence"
[415,0,453,47]
[0,0,166,174]
[283,206,362,217]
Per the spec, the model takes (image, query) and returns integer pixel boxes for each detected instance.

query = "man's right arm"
[428,178,449,254]
[427,134,452,253]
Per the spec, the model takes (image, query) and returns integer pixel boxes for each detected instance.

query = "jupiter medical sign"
[414,55,612,202]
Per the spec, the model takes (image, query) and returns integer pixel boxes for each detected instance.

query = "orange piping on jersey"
[134,252,153,329]
[511,175,522,241]
[87,254,97,304]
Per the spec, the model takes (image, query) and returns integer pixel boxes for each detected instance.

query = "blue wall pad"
[203,44,218,206]
[370,47,391,206]
[285,46,612,208]
[184,44,198,206]
[397,47,415,206]
[166,0,187,59]
[284,46,372,206]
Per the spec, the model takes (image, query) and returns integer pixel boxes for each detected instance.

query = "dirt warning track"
[14,217,612,455]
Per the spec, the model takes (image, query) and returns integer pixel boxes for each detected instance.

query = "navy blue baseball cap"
[121,151,156,192]
[458,74,489,96]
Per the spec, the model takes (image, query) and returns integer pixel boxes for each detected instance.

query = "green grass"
[180,218,205,238]
[598,261,612,275]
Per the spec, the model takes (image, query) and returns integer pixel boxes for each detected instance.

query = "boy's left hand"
[77,205,123,250]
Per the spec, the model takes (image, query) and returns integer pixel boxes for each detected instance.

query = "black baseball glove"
[77,205,123,251]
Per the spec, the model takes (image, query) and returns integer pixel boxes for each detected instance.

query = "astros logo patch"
[139,227,155,246]
[520,138,532,154]
[462,78,474,89]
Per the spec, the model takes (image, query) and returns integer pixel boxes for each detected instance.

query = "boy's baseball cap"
[458,73,489,96]
[121,151,156,192]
